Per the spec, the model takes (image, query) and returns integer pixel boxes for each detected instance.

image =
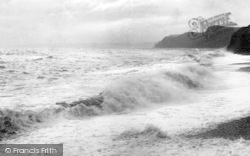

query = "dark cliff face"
[227,26,250,54]
[155,26,238,49]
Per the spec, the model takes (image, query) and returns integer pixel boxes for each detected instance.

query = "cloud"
[0,0,248,47]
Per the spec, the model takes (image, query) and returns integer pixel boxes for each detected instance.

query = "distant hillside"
[155,26,239,48]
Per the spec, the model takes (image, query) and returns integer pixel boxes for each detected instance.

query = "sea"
[1,48,250,147]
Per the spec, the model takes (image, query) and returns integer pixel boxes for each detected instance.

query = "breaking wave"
[115,125,169,140]
[68,64,212,116]
[0,107,64,139]
[0,62,214,139]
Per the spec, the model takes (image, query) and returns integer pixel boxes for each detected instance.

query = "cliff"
[227,25,250,54]
[155,26,238,48]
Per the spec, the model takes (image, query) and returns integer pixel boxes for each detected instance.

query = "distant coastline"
[155,25,240,49]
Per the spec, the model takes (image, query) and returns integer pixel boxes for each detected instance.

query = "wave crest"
[116,125,169,140]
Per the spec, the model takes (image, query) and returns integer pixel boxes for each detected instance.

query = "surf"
[0,48,225,140]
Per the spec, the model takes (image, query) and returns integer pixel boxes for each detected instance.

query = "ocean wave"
[0,107,64,140]
[186,50,226,66]
[0,64,212,139]
[115,125,169,140]
[66,64,211,116]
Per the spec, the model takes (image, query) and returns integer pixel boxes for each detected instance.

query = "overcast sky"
[0,0,249,47]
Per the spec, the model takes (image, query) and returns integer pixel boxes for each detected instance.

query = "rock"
[227,25,250,54]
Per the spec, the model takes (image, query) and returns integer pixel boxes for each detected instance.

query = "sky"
[0,0,249,47]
